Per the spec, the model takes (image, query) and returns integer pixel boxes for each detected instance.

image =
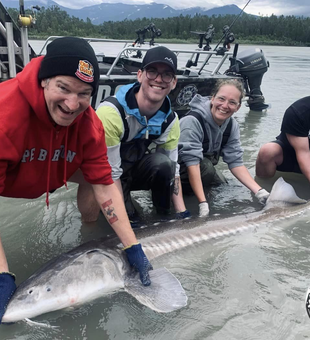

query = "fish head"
[2,270,67,323]
[2,280,53,323]
[2,248,126,323]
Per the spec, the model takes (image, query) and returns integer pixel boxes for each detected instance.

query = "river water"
[1,42,310,339]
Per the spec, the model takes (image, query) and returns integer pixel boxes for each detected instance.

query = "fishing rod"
[214,0,252,51]
[198,0,252,74]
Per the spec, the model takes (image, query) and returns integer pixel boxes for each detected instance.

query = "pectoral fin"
[266,177,307,207]
[124,267,187,313]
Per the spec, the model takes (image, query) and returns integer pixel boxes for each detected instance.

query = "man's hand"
[199,201,209,217]
[0,272,16,324]
[124,243,153,286]
[255,188,270,205]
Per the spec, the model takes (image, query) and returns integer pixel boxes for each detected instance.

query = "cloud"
[54,0,104,9]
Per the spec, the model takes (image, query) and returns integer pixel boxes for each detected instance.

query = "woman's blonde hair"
[211,79,245,104]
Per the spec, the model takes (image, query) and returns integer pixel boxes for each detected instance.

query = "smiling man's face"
[137,62,177,106]
[41,76,92,126]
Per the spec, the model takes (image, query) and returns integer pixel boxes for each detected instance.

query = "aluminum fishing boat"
[0,2,269,114]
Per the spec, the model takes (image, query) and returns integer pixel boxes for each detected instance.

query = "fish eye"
[46,287,51,292]
[28,289,33,294]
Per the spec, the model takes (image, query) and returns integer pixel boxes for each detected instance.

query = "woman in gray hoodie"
[176,79,269,217]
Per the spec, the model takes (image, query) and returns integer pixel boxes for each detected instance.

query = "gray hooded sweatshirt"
[178,94,244,170]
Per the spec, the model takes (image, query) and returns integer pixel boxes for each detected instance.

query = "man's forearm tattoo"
[173,177,180,196]
[101,199,118,224]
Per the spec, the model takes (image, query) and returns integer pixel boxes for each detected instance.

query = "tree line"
[6,5,310,46]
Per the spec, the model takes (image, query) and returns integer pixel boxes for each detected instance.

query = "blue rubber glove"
[175,209,191,219]
[124,243,153,286]
[0,272,16,324]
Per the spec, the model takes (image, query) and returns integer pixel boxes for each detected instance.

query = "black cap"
[142,46,177,74]
[38,37,99,96]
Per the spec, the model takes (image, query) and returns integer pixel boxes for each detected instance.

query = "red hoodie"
[0,56,113,204]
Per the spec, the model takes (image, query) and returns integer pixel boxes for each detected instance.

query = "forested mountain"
[1,0,243,24]
[4,4,310,46]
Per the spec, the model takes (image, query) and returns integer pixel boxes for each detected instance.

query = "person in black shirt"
[256,96,310,181]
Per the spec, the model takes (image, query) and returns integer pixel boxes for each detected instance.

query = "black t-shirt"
[277,96,310,145]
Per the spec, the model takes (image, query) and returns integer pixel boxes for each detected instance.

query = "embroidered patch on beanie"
[75,60,94,83]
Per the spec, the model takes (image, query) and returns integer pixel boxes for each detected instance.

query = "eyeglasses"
[144,68,175,83]
[214,96,239,108]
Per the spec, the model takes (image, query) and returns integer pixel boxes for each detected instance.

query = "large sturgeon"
[2,178,309,323]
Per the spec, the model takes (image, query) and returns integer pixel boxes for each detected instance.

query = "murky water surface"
[1,42,310,339]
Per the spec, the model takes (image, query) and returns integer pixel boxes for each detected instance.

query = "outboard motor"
[226,47,269,111]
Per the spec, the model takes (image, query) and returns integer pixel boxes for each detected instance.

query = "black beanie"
[38,37,99,96]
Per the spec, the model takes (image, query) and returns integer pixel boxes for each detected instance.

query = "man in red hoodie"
[0,37,152,323]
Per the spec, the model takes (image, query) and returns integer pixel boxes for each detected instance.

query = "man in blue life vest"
[76,46,190,225]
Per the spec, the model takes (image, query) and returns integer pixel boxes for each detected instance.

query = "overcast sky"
[51,0,309,17]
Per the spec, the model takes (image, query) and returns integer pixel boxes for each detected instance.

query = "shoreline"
[28,35,310,47]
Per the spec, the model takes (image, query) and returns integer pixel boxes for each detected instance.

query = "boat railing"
[37,36,134,56]
[106,46,233,78]
[39,36,234,79]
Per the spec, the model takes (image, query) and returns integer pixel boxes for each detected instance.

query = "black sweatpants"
[121,153,175,216]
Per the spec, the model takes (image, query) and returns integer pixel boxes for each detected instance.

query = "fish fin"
[266,177,307,207]
[24,318,59,329]
[124,267,187,313]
